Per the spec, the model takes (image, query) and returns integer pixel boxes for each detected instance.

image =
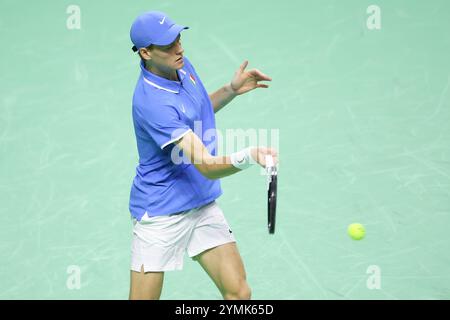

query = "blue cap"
[130,11,189,52]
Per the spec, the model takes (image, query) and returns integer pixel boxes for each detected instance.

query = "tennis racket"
[266,155,277,234]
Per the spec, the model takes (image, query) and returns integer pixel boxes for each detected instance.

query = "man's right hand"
[250,147,279,168]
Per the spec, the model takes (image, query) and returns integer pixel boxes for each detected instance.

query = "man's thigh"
[194,242,248,296]
[129,265,164,300]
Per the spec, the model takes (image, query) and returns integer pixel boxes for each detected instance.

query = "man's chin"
[175,58,184,69]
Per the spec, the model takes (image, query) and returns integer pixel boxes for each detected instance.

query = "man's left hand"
[230,60,272,96]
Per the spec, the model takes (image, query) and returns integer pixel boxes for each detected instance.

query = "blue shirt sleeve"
[134,103,191,149]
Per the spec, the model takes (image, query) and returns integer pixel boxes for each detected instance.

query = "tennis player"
[128,11,278,300]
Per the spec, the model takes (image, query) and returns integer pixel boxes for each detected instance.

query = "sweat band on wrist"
[230,147,255,170]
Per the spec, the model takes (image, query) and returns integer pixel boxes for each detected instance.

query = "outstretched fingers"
[239,60,249,72]
[250,69,272,81]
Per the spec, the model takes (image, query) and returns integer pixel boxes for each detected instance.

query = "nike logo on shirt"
[159,17,166,24]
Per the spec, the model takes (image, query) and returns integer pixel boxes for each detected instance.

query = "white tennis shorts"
[131,201,236,272]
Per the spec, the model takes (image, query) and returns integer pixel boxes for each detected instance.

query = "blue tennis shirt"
[129,57,222,220]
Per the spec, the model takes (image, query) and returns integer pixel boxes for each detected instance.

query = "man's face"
[143,34,185,71]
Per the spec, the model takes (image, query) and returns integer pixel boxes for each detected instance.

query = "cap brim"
[153,24,189,46]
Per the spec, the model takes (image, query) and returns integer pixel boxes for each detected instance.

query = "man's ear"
[139,48,152,61]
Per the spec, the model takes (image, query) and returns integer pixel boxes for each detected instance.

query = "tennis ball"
[347,223,365,240]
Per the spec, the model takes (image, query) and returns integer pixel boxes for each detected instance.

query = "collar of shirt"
[140,60,187,94]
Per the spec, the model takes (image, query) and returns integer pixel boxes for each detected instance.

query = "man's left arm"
[209,61,272,113]
[209,84,237,113]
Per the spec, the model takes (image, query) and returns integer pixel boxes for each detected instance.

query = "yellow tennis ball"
[348,223,365,240]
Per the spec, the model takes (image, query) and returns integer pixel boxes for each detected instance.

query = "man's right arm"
[174,131,278,180]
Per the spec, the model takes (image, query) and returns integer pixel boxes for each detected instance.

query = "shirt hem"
[131,190,222,221]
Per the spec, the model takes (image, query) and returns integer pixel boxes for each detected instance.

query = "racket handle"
[265,155,274,169]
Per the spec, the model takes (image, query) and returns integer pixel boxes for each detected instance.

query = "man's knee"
[223,282,251,300]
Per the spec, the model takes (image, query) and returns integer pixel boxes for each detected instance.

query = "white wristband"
[230,147,255,170]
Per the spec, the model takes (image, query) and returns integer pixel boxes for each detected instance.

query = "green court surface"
[1,0,449,299]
